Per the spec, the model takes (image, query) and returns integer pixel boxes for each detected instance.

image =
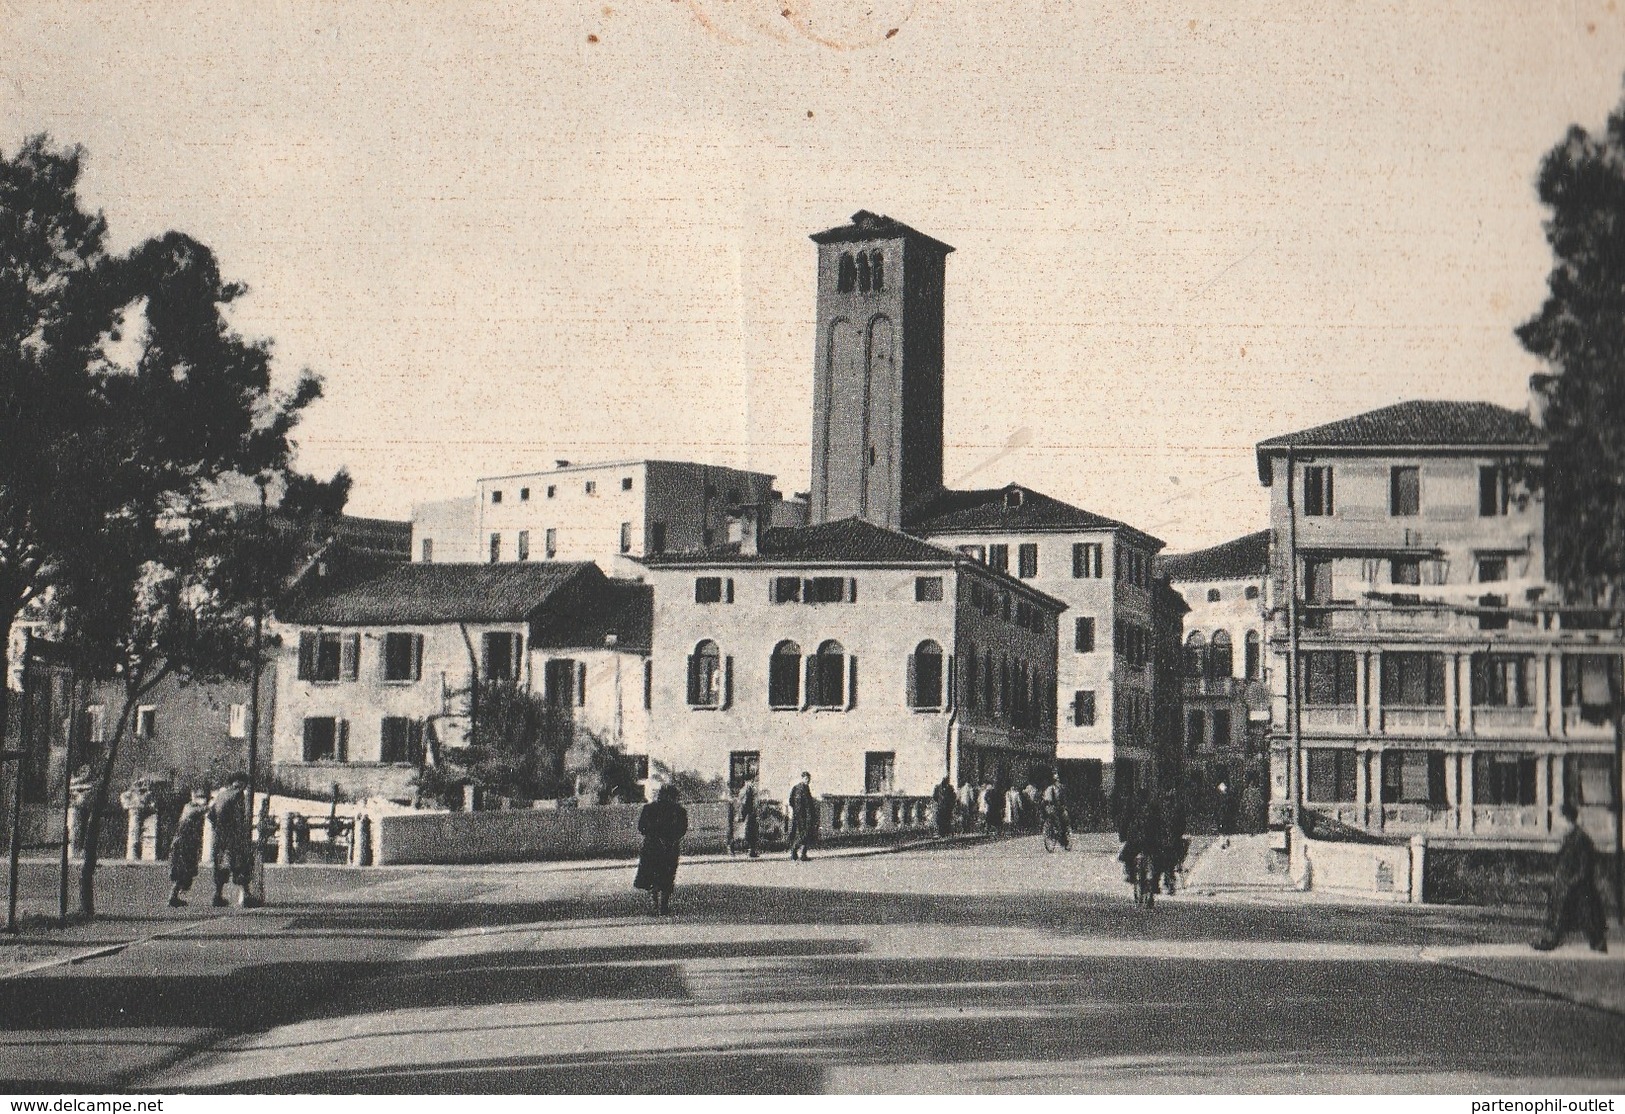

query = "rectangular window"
[772,576,802,604]
[1072,542,1103,578]
[298,632,345,683]
[1381,652,1446,707]
[85,705,105,744]
[650,523,667,554]
[959,544,986,563]
[1075,617,1095,653]
[620,522,632,554]
[1306,748,1358,803]
[135,706,156,739]
[1379,750,1446,805]
[807,576,846,603]
[1018,543,1038,579]
[864,752,896,795]
[1479,465,1509,516]
[544,658,576,707]
[1477,556,1508,583]
[380,717,423,764]
[1302,651,1358,706]
[1211,709,1232,748]
[1562,654,1619,713]
[489,533,501,563]
[643,659,653,710]
[1186,711,1205,751]
[546,485,556,498]
[1471,653,1532,707]
[482,632,522,681]
[228,703,248,740]
[520,487,530,501]
[621,476,634,491]
[695,577,724,604]
[1473,752,1537,806]
[914,576,943,602]
[517,530,530,561]
[302,717,345,762]
[383,632,423,683]
[584,481,597,495]
[1390,466,1420,517]
[491,490,502,504]
[729,751,760,794]
[420,538,433,563]
[1303,557,1334,605]
[1390,556,1421,586]
[1565,753,1617,807]
[1304,466,1334,516]
[988,544,1009,573]
[545,528,557,559]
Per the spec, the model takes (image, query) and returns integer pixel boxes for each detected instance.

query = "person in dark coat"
[167,789,209,908]
[733,780,761,858]
[932,777,956,837]
[1152,788,1188,895]
[634,785,689,915]
[958,780,978,834]
[207,773,255,908]
[1119,792,1156,885]
[1533,801,1608,953]
[787,772,817,860]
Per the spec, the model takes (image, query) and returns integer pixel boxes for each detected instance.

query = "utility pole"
[247,476,269,904]
[5,629,33,934]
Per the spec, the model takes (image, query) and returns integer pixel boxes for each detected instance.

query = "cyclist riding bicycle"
[1040,773,1070,850]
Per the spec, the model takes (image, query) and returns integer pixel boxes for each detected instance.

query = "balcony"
[1182,676,1244,698]
[1561,707,1616,736]
[1470,706,1539,735]
[1381,706,1448,734]
[1286,604,1622,643]
[1301,704,1360,732]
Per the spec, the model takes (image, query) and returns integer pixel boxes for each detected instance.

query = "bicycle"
[1132,849,1156,907]
[1041,809,1070,853]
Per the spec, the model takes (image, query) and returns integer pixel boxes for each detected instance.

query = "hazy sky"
[4,0,1624,551]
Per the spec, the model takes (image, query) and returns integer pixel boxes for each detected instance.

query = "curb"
[0,903,271,982]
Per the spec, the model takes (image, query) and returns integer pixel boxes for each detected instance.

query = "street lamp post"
[605,632,621,746]
[247,475,269,903]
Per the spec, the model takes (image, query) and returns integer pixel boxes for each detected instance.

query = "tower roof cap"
[810,210,954,253]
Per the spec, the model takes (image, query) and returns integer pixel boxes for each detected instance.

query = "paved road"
[2,838,1621,1094]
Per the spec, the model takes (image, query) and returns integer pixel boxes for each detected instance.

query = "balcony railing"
[1470,706,1539,735]
[1381,707,1449,733]
[820,794,936,836]
[1302,704,1360,731]
[1285,605,1623,642]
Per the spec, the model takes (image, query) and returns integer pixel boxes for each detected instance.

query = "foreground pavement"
[1,837,1621,1094]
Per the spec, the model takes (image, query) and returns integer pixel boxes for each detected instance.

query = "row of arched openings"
[836,250,885,294]
[687,639,948,710]
[962,644,1054,731]
[1185,630,1262,682]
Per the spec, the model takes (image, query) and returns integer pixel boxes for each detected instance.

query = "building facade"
[1257,400,1621,847]
[272,561,652,801]
[908,484,1168,812]
[638,517,1064,801]
[1161,530,1272,829]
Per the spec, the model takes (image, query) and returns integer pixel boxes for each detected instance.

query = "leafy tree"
[0,134,319,758]
[1518,92,1625,606]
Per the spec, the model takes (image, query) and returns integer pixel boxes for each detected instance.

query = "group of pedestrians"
[165,772,260,910]
[1117,787,1188,897]
[938,775,1060,836]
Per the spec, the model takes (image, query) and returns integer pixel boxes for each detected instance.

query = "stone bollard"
[354,812,373,866]
[275,810,294,867]
[1408,834,1428,904]
[141,813,158,860]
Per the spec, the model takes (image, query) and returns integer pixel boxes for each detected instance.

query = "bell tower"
[808,210,952,529]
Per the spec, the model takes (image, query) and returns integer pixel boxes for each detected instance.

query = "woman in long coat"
[634,785,689,915]
[167,789,209,907]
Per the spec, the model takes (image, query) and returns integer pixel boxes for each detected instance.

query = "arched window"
[1210,630,1233,680]
[870,250,884,291]
[857,252,872,293]
[837,253,856,293]
[769,640,802,708]
[1244,630,1261,681]
[687,640,724,707]
[809,640,848,708]
[910,640,944,709]
[1184,631,1207,680]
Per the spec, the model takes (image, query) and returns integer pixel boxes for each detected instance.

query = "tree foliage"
[1518,91,1625,605]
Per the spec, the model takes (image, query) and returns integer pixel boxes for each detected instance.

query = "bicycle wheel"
[1042,824,1057,853]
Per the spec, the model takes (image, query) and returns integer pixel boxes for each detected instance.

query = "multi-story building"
[272,561,651,801]
[1257,400,1621,846]
[637,515,1064,800]
[1161,530,1272,828]
[906,484,1167,813]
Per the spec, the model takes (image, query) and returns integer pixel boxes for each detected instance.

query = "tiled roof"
[905,484,1165,551]
[809,210,955,254]
[278,562,598,626]
[640,517,959,567]
[530,580,653,653]
[1257,401,1543,481]
[1158,530,1271,583]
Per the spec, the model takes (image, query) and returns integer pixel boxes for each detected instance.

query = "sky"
[4,0,1625,552]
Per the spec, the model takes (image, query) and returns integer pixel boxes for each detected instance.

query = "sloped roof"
[1158,530,1271,583]
[530,580,653,653]
[810,210,955,254]
[905,484,1165,551]
[640,517,959,567]
[1256,401,1544,482]
[278,562,598,626]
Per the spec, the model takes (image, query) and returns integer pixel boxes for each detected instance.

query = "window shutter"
[412,634,424,681]
[805,656,817,707]
[723,656,734,708]
[802,579,813,605]
[298,633,316,680]
[409,719,424,764]
[687,655,701,705]
[906,652,918,708]
[848,578,858,603]
[847,656,858,709]
[342,634,360,681]
[946,656,955,709]
[725,578,735,604]
[337,719,350,762]
[577,661,587,706]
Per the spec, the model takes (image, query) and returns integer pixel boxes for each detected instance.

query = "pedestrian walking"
[932,777,957,837]
[206,772,258,908]
[633,785,689,916]
[788,771,818,860]
[166,788,209,908]
[1533,801,1608,953]
[1041,772,1070,850]
[1153,787,1187,895]
[1004,784,1024,835]
[980,782,1000,834]
[958,780,978,835]
[734,779,760,858]
[1238,774,1266,835]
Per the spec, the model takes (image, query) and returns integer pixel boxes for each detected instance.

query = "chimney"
[554,459,572,469]
[737,504,762,557]
[1527,373,1554,429]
